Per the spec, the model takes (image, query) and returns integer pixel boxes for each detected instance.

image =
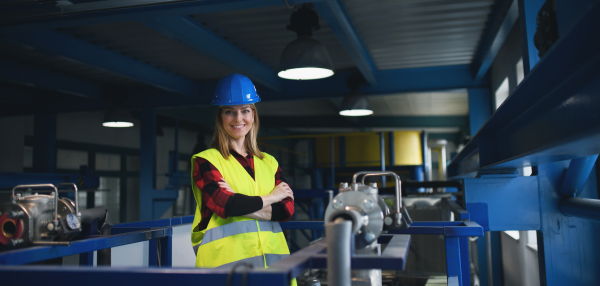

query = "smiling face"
[220,105,254,140]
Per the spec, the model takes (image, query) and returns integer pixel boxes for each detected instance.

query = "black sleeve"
[270,202,288,221]
[224,194,263,217]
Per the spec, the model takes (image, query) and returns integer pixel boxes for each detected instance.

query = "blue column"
[517,0,545,74]
[388,132,395,166]
[330,136,335,189]
[489,232,503,286]
[339,136,346,167]
[421,131,429,181]
[468,88,492,137]
[33,114,56,173]
[379,132,386,187]
[445,237,462,285]
[477,232,489,286]
[140,108,157,221]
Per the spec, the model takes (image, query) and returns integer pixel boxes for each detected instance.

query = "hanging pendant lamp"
[102,107,134,127]
[339,73,373,116]
[278,5,334,80]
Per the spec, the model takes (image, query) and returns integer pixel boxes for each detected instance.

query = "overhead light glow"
[339,109,374,116]
[278,67,334,80]
[102,121,134,128]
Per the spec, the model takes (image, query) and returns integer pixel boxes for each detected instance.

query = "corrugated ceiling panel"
[343,0,494,69]
[0,40,138,85]
[192,5,356,72]
[257,90,468,116]
[58,21,235,81]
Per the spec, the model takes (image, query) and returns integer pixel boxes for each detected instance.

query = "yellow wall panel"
[393,131,422,166]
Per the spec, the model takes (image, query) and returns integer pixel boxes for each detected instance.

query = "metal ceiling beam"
[0,60,103,99]
[260,116,469,129]
[1,30,200,97]
[471,0,519,80]
[449,1,600,176]
[0,64,488,115]
[142,16,282,92]
[314,0,378,86]
[366,65,488,94]
[0,0,320,33]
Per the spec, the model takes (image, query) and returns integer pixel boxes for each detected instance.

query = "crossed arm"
[218,180,294,220]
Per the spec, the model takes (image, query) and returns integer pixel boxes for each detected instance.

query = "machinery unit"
[323,171,413,286]
[0,183,104,249]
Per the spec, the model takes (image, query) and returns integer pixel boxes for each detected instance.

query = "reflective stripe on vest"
[215,253,290,269]
[200,220,283,247]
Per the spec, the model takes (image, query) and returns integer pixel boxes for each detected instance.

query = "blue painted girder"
[471,0,519,80]
[0,30,200,97]
[142,16,282,92]
[448,1,600,176]
[314,0,378,86]
[0,60,102,99]
[0,0,322,33]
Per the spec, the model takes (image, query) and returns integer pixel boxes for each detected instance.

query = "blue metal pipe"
[561,154,599,197]
[560,198,600,222]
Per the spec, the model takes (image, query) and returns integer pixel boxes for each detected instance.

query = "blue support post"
[561,155,599,197]
[148,239,158,267]
[79,251,94,266]
[330,136,335,189]
[477,232,489,286]
[445,237,462,286]
[388,132,395,166]
[467,88,492,137]
[339,136,345,167]
[379,132,386,187]
[517,0,545,74]
[33,114,56,173]
[159,235,173,267]
[140,109,157,221]
[489,232,503,286]
[459,236,470,286]
[421,130,429,181]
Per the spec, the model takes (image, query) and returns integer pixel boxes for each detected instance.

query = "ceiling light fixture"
[103,107,134,128]
[339,73,373,116]
[279,5,334,80]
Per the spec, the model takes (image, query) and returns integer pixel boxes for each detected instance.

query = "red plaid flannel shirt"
[193,150,295,232]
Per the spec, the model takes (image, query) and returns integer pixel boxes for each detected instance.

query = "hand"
[269,182,294,202]
[217,180,235,194]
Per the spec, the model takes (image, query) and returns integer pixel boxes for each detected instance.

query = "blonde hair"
[210,104,264,160]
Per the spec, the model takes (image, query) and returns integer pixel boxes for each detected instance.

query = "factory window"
[504,230,520,240]
[516,58,525,85]
[527,230,538,250]
[56,149,88,170]
[96,153,121,171]
[495,77,510,109]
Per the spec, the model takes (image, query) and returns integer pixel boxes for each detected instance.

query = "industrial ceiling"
[0,0,508,134]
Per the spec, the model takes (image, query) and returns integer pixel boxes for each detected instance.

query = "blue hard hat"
[212,74,261,105]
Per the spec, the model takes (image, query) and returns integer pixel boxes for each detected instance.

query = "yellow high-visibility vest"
[190,148,291,269]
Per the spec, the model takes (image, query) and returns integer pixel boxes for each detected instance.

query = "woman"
[190,74,295,271]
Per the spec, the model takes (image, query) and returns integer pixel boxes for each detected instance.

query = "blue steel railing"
[0,215,482,286]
